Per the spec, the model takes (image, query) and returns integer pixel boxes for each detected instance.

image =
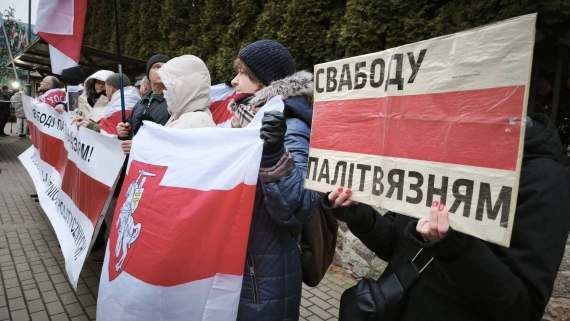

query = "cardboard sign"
[306,14,537,247]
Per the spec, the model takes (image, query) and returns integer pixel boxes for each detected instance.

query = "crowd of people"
[5,39,570,321]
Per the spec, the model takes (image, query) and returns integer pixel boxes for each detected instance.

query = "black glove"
[134,113,157,135]
[260,111,286,155]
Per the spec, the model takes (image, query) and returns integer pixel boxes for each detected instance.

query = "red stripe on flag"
[27,121,111,226]
[36,0,87,61]
[27,121,68,173]
[60,160,111,226]
[211,93,235,124]
[108,161,256,286]
[100,110,132,136]
[311,86,525,171]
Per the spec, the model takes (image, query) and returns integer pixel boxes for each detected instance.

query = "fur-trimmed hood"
[249,70,313,107]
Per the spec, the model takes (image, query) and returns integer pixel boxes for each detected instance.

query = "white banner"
[19,96,125,288]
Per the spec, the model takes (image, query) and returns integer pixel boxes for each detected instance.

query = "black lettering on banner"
[372,166,384,196]
[318,159,330,184]
[406,171,424,204]
[347,163,355,189]
[338,64,353,92]
[315,69,325,93]
[407,49,427,83]
[385,54,405,91]
[326,67,338,92]
[426,174,448,207]
[449,179,474,217]
[370,58,385,88]
[306,157,319,180]
[354,62,367,89]
[331,161,347,186]
[386,169,405,200]
[39,113,46,124]
[476,183,512,226]
[356,164,371,192]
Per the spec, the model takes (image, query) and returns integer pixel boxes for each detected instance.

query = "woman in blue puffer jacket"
[228,40,321,321]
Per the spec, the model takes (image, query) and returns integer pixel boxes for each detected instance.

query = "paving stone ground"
[0,124,355,321]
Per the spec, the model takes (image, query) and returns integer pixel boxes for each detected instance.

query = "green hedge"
[83,0,570,84]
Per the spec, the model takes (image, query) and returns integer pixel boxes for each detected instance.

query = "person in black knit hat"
[229,40,320,321]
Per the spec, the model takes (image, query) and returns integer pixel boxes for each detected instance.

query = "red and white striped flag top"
[35,0,87,75]
[97,97,284,320]
[209,84,236,125]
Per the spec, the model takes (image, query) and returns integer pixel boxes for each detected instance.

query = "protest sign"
[97,97,283,321]
[305,14,537,247]
[18,96,125,288]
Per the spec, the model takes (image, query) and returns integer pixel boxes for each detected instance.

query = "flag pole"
[0,17,19,82]
[112,0,127,123]
[26,0,31,96]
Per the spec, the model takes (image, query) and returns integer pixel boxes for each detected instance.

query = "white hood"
[158,55,213,128]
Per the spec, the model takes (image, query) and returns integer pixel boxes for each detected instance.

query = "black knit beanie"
[238,40,296,86]
[61,66,87,86]
[146,54,170,77]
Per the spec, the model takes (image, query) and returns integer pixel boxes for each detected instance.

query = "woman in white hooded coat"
[78,70,114,121]
[157,55,216,129]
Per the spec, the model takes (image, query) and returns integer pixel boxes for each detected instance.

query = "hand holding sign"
[416,201,449,243]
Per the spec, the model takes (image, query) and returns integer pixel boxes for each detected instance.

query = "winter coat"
[0,91,10,114]
[323,113,570,321]
[157,55,216,129]
[87,86,140,134]
[125,91,170,140]
[12,93,24,118]
[237,71,321,321]
[78,70,113,121]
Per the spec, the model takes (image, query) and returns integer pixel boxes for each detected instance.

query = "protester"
[78,70,114,121]
[227,40,320,321]
[0,85,11,137]
[157,55,216,128]
[11,92,27,138]
[135,76,151,97]
[325,113,570,321]
[72,73,140,133]
[21,76,66,108]
[96,55,171,265]
[117,54,171,144]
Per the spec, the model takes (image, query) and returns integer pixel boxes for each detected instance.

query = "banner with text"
[306,14,537,247]
[19,96,125,287]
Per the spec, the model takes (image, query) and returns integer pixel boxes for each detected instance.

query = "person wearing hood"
[228,40,320,321]
[72,73,140,133]
[78,70,114,121]
[326,113,570,321]
[157,55,216,129]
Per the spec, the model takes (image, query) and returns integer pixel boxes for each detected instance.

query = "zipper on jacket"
[246,254,260,303]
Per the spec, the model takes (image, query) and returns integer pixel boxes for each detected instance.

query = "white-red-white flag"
[99,86,140,138]
[97,97,284,321]
[210,83,235,124]
[35,0,87,74]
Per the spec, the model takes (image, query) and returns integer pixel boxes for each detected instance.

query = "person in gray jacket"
[12,92,27,138]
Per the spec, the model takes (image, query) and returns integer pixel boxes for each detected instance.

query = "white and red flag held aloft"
[306,14,537,247]
[35,0,87,74]
[97,97,284,320]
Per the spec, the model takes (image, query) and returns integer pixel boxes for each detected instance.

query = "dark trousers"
[0,110,10,134]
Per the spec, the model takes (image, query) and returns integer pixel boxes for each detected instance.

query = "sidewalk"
[0,126,353,321]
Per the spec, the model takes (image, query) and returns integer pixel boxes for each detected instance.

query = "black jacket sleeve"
[405,158,570,321]
[321,198,398,262]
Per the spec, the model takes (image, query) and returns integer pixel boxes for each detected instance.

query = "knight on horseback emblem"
[114,169,156,272]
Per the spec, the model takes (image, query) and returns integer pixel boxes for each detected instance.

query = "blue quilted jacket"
[237,95,321,321]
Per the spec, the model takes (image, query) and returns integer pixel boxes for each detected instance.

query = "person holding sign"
[325,113,570,321]
[228,40,320,321]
